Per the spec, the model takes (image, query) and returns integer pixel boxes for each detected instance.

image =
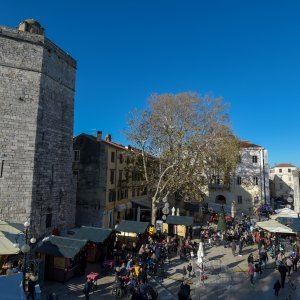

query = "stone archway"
[216,195,226,205]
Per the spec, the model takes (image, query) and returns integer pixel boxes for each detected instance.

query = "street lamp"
[21,220,36,290]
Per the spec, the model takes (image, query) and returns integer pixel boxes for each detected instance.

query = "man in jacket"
[278,262,288,288]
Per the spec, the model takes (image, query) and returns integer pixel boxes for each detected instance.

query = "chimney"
[105,134,111,142]
[96,131,102,142]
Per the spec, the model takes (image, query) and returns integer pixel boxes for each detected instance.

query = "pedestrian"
[187,262,193,278]
[238,237,244,257]
[254,263,262,281]
[278,262,288,288]
[182,266,187,279]
[273,279,281,296]
[261,250,268,269]
[83,278,92,300]
[286,257,293,276]
[247,253,254,264]
[248,263,255,286]
[27,275,36,300]
[231,240,236,256]
[292,255,299,272]
[178,279,191,300]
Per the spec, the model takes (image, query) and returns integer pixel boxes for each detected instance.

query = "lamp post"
[21,221,36,290]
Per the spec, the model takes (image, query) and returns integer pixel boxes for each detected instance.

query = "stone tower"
[0,20,77,237]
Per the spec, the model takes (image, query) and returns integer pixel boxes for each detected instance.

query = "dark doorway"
[216,195,226,204]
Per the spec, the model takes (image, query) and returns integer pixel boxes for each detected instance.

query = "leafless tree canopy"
[125,92,240,224]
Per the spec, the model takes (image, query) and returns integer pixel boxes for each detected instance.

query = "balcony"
[208,183,230,191]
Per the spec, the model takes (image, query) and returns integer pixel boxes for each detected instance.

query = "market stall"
[0,221,25,275]
[62,226,113,262]
[115,220,149,246]
[270,208,299,220]
[165,215,194,238]
[35,235,87,282]
[256,219,296,234]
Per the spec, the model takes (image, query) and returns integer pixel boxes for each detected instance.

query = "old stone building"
[204,141,270,215]
[0,20,76,237]
[269,163,298,210]
[73,132,150,228]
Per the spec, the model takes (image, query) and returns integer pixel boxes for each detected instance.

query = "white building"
[269,163,298,211]
[205,141,270,214]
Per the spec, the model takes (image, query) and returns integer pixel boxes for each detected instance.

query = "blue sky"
[2,0,300,166]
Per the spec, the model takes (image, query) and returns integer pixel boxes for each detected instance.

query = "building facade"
[292,170,300,214]
[269,163,298,210]
[205,141,270,214]
[73,132,150,228]
[0,20,76,237]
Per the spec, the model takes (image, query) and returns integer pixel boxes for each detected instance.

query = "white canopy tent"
[270,208,299,220]
[256,219,295,234]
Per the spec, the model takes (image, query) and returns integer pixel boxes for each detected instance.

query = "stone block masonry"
[0,20,77,237]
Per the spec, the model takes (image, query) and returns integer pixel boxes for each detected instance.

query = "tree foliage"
[125,92,240,224]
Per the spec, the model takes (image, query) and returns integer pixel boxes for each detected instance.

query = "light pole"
[287,195,294,210]
[21,221,36,290]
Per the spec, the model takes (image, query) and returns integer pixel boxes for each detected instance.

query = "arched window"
[216,195,226,204]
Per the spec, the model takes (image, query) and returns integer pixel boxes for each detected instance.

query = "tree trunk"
[151,197,157,226]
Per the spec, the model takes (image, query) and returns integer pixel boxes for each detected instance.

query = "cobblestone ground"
[41,242,300,300]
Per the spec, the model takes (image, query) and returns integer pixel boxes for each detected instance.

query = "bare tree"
[125,92,240,224]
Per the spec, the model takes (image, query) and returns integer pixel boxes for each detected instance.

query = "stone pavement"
[40,243,300,300]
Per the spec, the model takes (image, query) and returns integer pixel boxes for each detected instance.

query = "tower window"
[252,156,258,163]
[74,150,80,162]
[237,196,243,204]
[253,177,258,185]
[46,208,52,228]
[0,160,4,177]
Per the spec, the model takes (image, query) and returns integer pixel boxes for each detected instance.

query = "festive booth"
[270,208,299,220]
[62,226,113,262]
[115,220,149,246]
[256,219,296,234]
[165,216,194,237]
[35,235,87,282]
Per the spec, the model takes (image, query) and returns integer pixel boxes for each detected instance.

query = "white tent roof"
[256,219,295,234]
[270,208,298,220]
[0,221,24,255]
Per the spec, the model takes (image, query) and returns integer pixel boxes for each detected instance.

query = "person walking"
[278,262,288,288]
[238,237,244,257]
[231,240,237,256]
[27,276,36,300]
[286,257,293,276]
[248,263,255,286]
[273,279,281,296]
[83,278,92,300]
[292,255,299,272]
[187,262,193,278]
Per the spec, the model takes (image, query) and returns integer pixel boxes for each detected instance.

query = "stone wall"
[0,25,76,237]
[74,135,108,227]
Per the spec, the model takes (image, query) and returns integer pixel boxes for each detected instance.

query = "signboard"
[156,220,163,232]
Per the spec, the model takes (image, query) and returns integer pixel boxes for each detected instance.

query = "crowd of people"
[81,212,300,300]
